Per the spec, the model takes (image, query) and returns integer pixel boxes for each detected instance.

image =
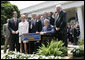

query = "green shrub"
[79,38,84,46]
[1,1,20,45]
[37,40,67,56]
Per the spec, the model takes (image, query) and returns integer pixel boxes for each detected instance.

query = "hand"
[40,32,46,35]
[12,30,16,34]
[4,35,6,38]
[30,24,33,29]
[56,27,60,31]
[72,35,74,37]
[16,30,19,34]
[36,32,39,33]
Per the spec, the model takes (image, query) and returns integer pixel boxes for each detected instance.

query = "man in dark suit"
[36,15,42,32]
[30,14,37,33]
[55,5,67,47]
[34,15,43,52]
[29,14,38,53]
[8,11,20,51]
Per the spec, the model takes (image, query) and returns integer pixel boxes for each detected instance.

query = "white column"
[77,6,84,40]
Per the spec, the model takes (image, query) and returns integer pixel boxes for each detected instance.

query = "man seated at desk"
[40,19,55,35]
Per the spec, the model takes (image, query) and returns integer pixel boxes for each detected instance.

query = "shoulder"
[50,25,54,28]
[9,18,13,22]
[61,11,66,14]
[61,10,66,13]
[25,21,29,25]
[31,19,33,21]
[17,18,20,20]
[52,17,55,20]
[19,22,22,25]
[3,24,7,26]
[30,20,33,22]
[42,26,46,29]
[29,20,31,24]
[17,18,21,22]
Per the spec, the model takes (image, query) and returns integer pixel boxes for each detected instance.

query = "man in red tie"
[14,18,17,26]
[8,11,20,52]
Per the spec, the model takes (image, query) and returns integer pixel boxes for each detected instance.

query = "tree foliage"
[1,1,20,45]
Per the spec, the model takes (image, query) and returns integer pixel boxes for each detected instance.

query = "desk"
[22,33,56,54]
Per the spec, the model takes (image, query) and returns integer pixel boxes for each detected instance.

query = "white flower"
[42,55,46,58]
[45,57,48,59]
[24,58,26,59]
[50,56,54,58]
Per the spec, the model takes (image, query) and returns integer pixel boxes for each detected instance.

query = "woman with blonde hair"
[16,15,29,54]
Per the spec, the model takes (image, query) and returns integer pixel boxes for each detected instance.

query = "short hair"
[7,19,9,23]
[32,13,36,16]
[24,13,28,15]
[44,19,50,24]
[44,12,47,14]
[20,15,25,19]
[56,4,62,9]
[50,12,53,15]
[13,11,17,14]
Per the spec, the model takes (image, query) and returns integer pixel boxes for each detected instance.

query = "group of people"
[67,21,80,45]
[3,5,68,54]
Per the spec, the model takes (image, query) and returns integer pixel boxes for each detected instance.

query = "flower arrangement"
[2,51,63,59]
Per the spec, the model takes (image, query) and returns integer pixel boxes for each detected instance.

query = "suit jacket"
[56,11,67,32]
[42,25,55,34]
[29,20,32,33]
[3,23,10,37]
[49,17,55,26]
[36,20,42,32]
[8,18,20,34]
[73,27,80,37]
[30,19,38,33]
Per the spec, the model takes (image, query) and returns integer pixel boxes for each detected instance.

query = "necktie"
[14,18,16,26]
[56,13,59,21]
[54,13,59,27]
[34,20,36,25]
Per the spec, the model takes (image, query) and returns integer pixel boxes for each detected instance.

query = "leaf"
[37,40,67,56]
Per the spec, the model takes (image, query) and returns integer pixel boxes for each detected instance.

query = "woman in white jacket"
[16,15,29,54]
